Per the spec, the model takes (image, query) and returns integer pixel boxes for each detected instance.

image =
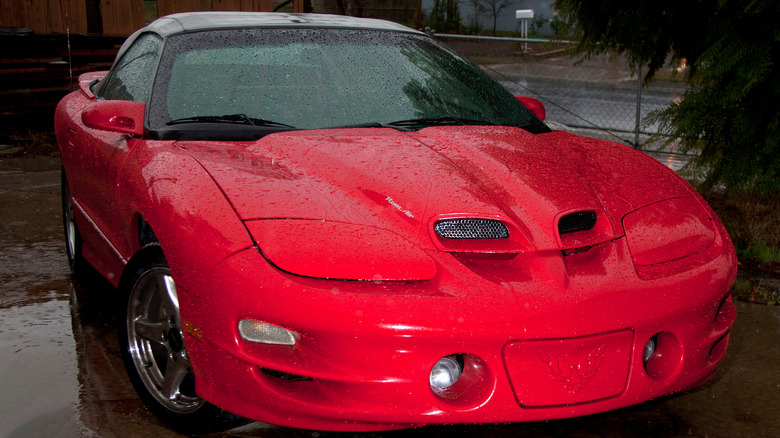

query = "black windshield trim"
[384,116,495,129]
[148,121,549,141]
[149,124,297,141]
[166,113,296,129]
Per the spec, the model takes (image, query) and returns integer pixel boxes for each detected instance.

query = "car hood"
[176,126,690,252]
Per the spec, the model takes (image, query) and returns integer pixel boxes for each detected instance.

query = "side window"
[101,33,162,102]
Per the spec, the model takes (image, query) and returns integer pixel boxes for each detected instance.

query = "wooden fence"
[158,1,274,18]
[0,0,277,36]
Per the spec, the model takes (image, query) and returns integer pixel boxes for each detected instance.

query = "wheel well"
[138,216,158,248]
[118,243,164,295]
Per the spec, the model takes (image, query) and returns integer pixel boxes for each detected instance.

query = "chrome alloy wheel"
[64,192,77,260]
[61,167,86,276]
[126,267,204,413]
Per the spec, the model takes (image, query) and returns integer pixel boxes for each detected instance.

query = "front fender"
[117,141,254,296]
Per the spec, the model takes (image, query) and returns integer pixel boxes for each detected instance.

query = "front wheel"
[61,167,87,277]
[117,247,246,433]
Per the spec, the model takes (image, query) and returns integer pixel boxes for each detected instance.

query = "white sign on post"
[516,9,534,52]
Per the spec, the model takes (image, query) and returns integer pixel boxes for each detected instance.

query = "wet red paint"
[56,61,736,433]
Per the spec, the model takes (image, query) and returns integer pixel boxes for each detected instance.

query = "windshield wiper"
[327,122,385,129]
[385,116,495,129]
[167,113,295,128]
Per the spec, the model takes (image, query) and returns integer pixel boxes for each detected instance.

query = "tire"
[61,167,88,277]
[117,246,247,434]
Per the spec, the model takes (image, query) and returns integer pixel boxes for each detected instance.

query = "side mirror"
[515,96,546,121]
[82,100,146,136]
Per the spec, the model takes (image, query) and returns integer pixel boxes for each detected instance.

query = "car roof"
[145,12,422,37]
[110,12,427,86]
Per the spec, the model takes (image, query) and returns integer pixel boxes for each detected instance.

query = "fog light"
[430,355,463,391]
[643,336,657,363]
[239,319,297,345]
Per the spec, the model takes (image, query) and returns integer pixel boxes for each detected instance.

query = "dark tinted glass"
[149,29,539,130]
[102,33,162,102]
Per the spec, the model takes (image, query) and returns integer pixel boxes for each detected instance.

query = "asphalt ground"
[0,150,778,437]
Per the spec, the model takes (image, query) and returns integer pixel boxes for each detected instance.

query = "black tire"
[61,167,88,277]
[117,246,247,434]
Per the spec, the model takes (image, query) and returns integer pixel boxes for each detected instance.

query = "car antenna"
[64,8,73,90]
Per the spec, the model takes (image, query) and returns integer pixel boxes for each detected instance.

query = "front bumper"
[179,235,736,431]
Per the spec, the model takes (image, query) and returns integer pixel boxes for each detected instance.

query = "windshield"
[148,28,545,135]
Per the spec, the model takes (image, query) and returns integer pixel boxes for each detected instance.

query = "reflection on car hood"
[176,126,690,251]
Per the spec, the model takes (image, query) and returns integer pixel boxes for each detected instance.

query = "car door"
[68,33,162,268]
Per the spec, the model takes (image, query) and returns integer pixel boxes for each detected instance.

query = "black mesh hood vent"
[434,218,510,239]
[558,211,598,235]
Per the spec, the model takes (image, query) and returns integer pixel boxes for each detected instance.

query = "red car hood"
[177,126,689,252]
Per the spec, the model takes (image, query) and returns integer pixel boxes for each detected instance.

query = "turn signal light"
[238,319,298,345]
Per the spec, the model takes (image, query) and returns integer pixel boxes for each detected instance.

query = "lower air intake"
[559,211,598,234]
[434,218,509,239]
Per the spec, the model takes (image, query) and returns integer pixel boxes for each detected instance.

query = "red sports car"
[55,12,737,434]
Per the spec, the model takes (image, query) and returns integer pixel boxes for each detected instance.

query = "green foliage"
[429,0,462,33]
[548,12,567,37]
[738,240,780,265]
[555,0,780,193]
[703,189,779,267]
[530,14,547,36]
[732,278,778,305]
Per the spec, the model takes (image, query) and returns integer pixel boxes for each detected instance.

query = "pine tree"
[555,0,780,193]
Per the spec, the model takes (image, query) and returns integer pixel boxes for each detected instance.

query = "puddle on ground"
[0,289,79,437]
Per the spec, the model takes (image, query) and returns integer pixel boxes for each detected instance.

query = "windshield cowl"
[149,122,548,142]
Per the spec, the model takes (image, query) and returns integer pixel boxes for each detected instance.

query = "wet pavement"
[1,155,778,438]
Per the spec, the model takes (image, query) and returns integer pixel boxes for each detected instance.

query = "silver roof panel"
[145,12,422,37]
[112,12,424,76]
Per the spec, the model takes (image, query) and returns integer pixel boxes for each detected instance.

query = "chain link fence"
[437,36,693,169]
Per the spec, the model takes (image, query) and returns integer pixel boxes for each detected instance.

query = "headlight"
[245,219,437,280]
[623,197,716,265]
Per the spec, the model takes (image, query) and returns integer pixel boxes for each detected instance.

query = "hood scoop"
[434,218,510,240]
[556,210,613,251]
[558,211,598,235]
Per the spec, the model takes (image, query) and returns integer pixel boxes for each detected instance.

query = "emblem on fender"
[541,345,606,392]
